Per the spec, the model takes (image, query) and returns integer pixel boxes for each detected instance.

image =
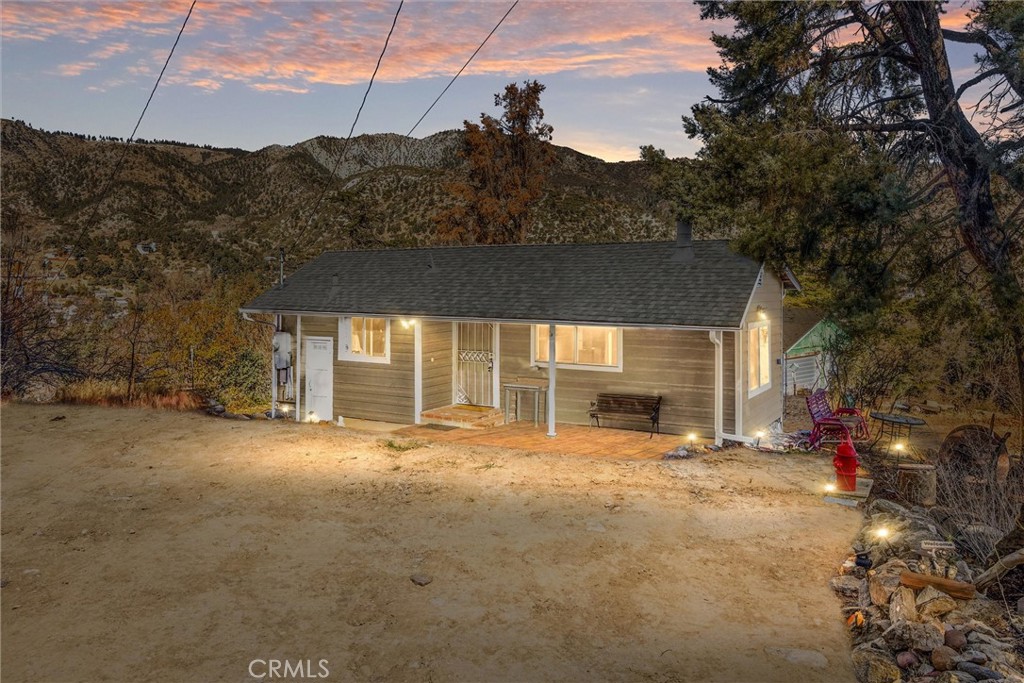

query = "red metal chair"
[806,389,870,448]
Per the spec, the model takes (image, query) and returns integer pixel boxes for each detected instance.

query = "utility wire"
[48,0,198,292]
[402,0,518,141]
[286,0,404,256]
[299,0,519,255]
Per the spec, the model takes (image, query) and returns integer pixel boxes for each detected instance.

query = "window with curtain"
[747,321,771,395]
[534,325,620,370]
[339,317,390,363]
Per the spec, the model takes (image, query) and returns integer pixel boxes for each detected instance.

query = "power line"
[403,0,518,141]
[298,0,520,255]
[48,0,198,291]
[286,0,404,256]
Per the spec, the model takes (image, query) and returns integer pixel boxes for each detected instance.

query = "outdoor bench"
[588,393,662,438]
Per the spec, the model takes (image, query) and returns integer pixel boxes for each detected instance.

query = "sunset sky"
[1,1,980,161]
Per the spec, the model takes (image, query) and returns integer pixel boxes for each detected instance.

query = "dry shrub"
[933,430,1022,561]
[56,379,202,411]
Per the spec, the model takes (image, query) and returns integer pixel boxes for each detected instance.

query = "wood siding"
[498,324,731,437]
[282,314,416,424]
[722,332,736,434]
[421,320,453,410]
[740,270,785,436]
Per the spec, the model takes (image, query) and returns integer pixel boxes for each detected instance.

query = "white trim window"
[533,325,622,372]
[747,320,771,396]
[339,316,390,364]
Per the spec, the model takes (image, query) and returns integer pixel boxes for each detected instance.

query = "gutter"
[241,311,277,329]
[237,308,745,332]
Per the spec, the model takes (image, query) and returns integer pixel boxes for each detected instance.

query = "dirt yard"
[2,403,862,682]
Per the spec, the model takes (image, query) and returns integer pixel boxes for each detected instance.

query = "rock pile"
[833,498,1023,683]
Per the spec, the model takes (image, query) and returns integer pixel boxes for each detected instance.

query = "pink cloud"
[89,41,132,60]
[58,61,98,77]
[250,82,311,94]
[3,1,724,94]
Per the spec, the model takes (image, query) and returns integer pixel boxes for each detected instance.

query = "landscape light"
[281,404,290,415]
[875,527,890,539]
[688,433,697,444]
[824,483,836,493]
[894,443,905,453]
[755,430,765,447]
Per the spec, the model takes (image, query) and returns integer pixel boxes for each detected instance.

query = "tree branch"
[841,120,933,133]
[955,68,1002,100]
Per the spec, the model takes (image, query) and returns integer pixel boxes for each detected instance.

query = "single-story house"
[783,309,840,395]
[241,223,799,444]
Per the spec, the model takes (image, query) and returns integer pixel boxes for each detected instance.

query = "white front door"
[304,336,333,423]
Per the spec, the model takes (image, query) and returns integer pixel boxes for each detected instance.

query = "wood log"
[976,548,1024,591]
[899,570,976,600]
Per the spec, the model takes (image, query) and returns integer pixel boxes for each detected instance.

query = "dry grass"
[55,379,202,411]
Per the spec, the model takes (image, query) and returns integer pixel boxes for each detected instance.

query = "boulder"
[918,587,958,618]
[932,646,958,672]
[851,647,902,683]
[961,651,988,665]
[945,627,968,652]
[967,631,1013,649]
[883,620,945,652]
[956,662,1002,681]
[869,560,909,606]
[896,650,920,669]
[869,499,910,517]
[889,587,919,623]
[832,575,865,600]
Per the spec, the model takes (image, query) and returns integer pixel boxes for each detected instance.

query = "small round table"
[870,412,926,449]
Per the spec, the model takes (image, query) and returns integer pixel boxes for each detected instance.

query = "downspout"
[709,330,755,446]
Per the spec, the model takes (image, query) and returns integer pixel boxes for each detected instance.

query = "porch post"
[492,323,501,409]
[413,322,423,424]
[546,323,557,437]
[295,315,302,423]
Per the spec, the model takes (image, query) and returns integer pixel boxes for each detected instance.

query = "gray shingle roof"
[242,240,762,328]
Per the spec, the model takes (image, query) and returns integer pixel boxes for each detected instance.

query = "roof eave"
[238,307,744,331]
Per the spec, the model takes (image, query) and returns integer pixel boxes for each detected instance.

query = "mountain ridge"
[1,118,672,288]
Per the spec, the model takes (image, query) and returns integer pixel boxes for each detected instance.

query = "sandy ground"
[2,403,862,683]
